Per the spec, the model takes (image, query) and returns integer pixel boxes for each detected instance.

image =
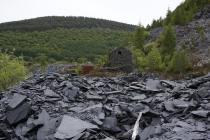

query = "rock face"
[1,72,210,139]
[107,47,133,73]
[149,4,210,67]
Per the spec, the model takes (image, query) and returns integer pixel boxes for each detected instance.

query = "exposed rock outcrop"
[149,4,210,66]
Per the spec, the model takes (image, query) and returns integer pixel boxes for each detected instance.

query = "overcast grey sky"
[0,0,184,26]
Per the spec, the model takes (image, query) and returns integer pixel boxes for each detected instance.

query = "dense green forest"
[0,17,135,64]
[147,0,210,29]
[0,16,136,32]
[0,52,26,90]
[0,28,132,64]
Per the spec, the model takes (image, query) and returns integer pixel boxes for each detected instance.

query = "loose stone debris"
[1,72,210,139]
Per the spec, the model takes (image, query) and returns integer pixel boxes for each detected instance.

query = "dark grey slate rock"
[139,126,156,140]
[130,94,146,101]
[102,116,121,133]
[80,103,103,113]
[173,99,190,109]
[92,118,103,126]
[195,121,206,132]
[176,121,192,129]
[98,112,105,120]
[63,87,79,101]
[6,102,31,125]
[44,89,60,98]
[192,110,209,118]
[33,110,50,126]
[203,103,210,110]
[197,87,209,98]
[0,129,10,140]
[146,79,162,92]
[54,115,98,139]
[86,94,103,101]
[8,93,27,109]
[37,117,61,140]
[164,101,176,112]
[160,80,177,89]
[104,90,123,95]
[15,118,37,137]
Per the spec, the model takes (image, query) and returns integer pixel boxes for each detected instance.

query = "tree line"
[0,16,136,32]
[147,0,209,29]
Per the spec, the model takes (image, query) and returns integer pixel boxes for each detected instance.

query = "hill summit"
[0,16,136,32]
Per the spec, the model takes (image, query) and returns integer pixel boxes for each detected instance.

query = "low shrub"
[146,47,163,72]
[167,49,191,74]
[94,55,107,67]
[0,53,26,90]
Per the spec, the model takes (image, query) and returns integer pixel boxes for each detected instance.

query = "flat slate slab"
[8,93,27,109]
[54,115,98,139]
[44,89,60,98]
[6,102,31,125]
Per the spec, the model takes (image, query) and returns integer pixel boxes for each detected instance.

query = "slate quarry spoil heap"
[1,72,210,140]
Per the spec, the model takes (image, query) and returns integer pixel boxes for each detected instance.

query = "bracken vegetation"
[0,52,26,90]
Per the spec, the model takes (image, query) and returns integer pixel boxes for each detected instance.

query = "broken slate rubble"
[1,72,210,139]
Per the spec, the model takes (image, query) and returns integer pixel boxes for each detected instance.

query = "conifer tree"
[133,25,146,50]
[160,24,176,57]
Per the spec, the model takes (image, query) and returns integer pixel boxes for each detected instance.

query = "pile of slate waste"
[1,72,210,140]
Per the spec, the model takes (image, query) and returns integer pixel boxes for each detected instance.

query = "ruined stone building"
[107,47,133,73]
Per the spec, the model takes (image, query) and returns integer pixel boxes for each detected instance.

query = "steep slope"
[0,16,136,32]
[148,0,210,29]
[149,4,210,66]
